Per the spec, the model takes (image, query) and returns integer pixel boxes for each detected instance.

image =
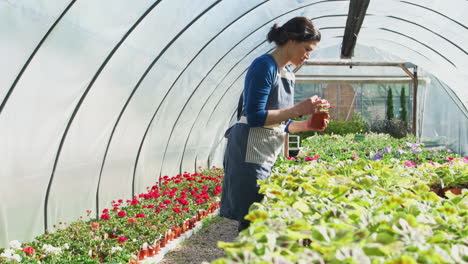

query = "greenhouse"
[0,0,467,263]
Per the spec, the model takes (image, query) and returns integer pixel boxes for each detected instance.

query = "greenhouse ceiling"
[0,0,467,247]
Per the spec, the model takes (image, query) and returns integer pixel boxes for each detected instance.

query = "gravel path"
[158,216,238,264]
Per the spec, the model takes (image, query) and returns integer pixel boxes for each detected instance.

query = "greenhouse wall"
[1,0,467,248]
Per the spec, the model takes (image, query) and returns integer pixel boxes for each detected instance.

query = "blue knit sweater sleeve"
[244,55,277,127]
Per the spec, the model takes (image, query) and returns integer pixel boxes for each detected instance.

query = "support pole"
[412,66,418,136]
[284,134,289,158]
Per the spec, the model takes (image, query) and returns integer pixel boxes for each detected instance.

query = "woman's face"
[287,40,319,66]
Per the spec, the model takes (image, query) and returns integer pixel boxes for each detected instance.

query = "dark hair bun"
[267,24,289,46]
[266,17,321,46]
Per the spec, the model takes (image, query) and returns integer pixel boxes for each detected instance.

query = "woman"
[220,17,330,232]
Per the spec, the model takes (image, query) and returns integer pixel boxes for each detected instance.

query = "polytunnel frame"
[1,0,465,236]
[38,0,219,231]
[280,60,420,155]
[197,3,467,168]
[138,2,348,180]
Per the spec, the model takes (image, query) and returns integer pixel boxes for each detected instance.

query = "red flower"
[136,213,146,218]
[22,246,35,255]
[163,199,172,204]
[118,236,128,243]
[100,213,110,220]
[113,206,119,211]
[173,208,181,213]
[90,222,100,228]
[159,204,167,209]
[182,207,189,212]
[86,210,92,216]
[127,218,138,223]
[117,211,127,218]
[118,199,123,203]
[155,209,161,213]
[102,209,109,213]
[147,204,155,209]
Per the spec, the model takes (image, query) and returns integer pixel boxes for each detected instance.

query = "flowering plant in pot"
[0,167,223,263]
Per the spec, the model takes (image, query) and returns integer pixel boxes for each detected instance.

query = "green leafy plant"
[293,113,370,139]
[212,157,468,264]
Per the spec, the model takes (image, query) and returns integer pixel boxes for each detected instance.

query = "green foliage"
[371,119,410,139]
[386,88,394,120]
[298,133,460,165]
[213,157,468,264]
[293,113,370,139]
[400,86,408,124]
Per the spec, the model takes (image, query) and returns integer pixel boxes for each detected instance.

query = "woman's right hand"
[294,96,330,116]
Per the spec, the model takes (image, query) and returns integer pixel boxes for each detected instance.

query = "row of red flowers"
[0,167,224,264]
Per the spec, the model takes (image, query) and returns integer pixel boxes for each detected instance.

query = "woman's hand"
[306,112,330,131]
[294,96,330,116]
[286,113,330,133]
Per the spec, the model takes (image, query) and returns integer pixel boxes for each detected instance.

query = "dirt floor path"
[158,216,238,264]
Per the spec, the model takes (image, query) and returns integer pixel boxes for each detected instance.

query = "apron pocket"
[245,127,285,165]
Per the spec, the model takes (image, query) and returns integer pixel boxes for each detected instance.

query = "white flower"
[42,244,62,255]
[110,246,123,254]
[63,243,70,249]
[11,254,22,262]
[0,250,22,262]
[1,249,15,258]
[8,240,22,250]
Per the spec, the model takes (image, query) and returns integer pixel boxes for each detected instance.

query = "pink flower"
[90,222,100,228]
[86,210,92,216]
[117,211,127,218]
[118,236,128,243]
[100,213,110,220]
[463,157,468,163]
[404,161,416,167]
[22,246,35,255]
[305,155,320,162]
[127,218,138,223]
[286,157,297,161]
[446,157,455,162]
[136,213,146,218]
[352,153,359,160]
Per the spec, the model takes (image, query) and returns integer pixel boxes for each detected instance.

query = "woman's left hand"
[306,113,330,131]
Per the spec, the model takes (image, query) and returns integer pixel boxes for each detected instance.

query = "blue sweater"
[243,54,294,127]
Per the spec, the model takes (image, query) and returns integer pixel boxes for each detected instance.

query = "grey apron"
[220,62,294,222]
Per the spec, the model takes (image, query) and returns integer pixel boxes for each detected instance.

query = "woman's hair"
[267,16,321,46]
